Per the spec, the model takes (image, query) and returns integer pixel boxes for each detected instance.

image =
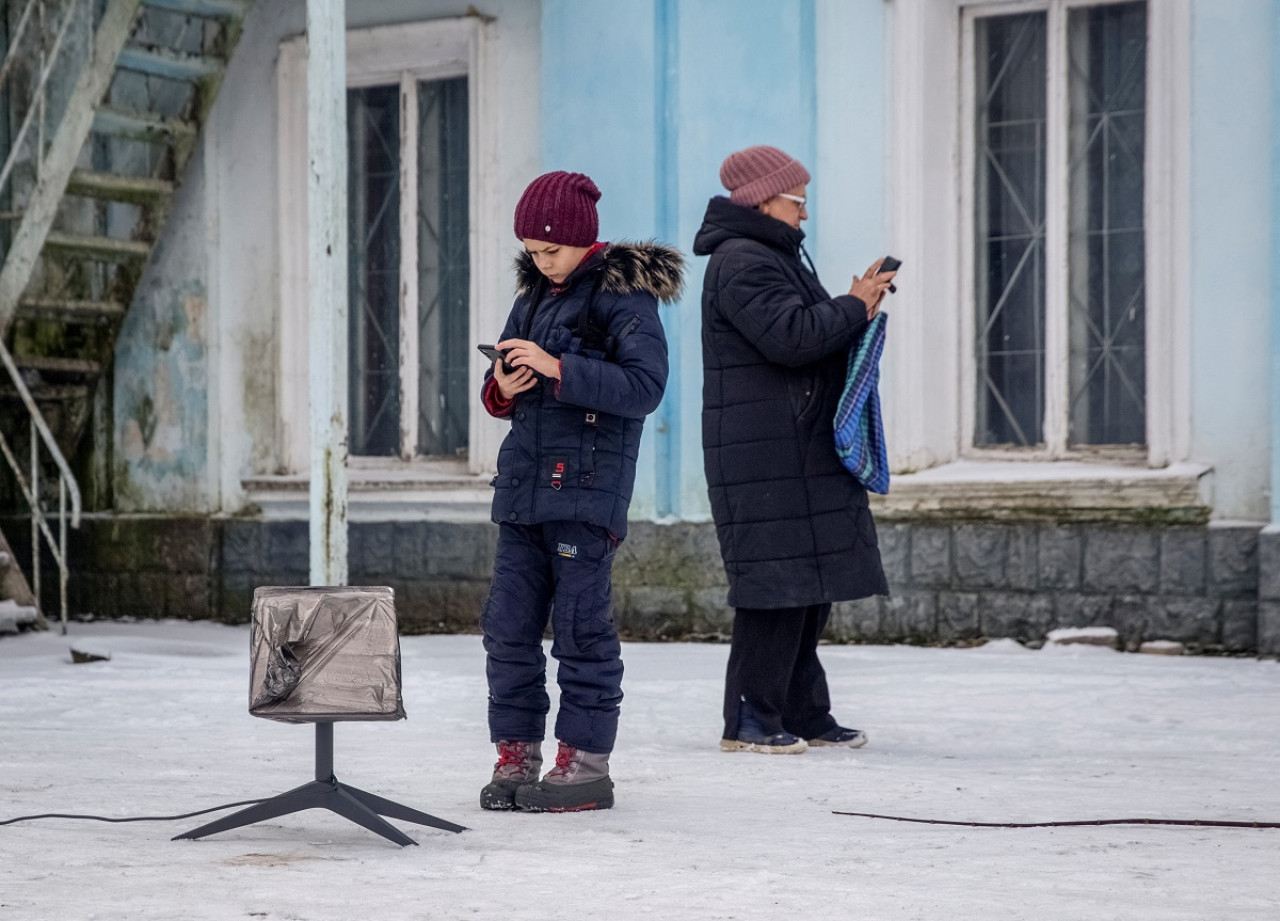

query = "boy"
[478,171,683,812]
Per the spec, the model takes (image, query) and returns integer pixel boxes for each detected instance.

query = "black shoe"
[720,698,807,754]
[719,732,807,753]
[807,726,868,748]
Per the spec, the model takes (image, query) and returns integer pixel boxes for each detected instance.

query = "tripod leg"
[340,782,468,834]
[173,781,336,841]
[327,787,418,846]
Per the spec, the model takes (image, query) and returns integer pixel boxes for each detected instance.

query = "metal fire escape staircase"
[0,0,250,633]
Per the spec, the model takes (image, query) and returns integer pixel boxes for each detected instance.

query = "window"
[347,77,469,458]
[969,0,1148,452]
[275,18,505,479]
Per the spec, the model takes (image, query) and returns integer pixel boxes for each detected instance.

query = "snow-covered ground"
[2,620,1278,920]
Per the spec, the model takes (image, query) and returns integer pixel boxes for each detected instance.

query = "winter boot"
[808,726,868,748]
[480,740,543,811]
[513,740,614,813]
[720,698,807,754]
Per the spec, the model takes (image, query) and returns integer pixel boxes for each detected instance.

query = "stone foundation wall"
[830,522,1260,653]
[3,515,1273,654]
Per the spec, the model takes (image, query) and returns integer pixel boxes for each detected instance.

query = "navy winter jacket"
[694,196,888,609]
[485,242,685,538]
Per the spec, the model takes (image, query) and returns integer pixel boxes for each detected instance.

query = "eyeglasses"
[775,193,807,207]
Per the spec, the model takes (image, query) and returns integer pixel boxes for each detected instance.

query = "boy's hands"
[492,338,559,401]
[498,338,561,380]
[493,359,536,401]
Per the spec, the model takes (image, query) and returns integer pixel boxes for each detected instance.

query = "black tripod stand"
[174,722,466,846]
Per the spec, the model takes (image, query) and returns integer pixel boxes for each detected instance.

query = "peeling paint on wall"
[114,281,210,511]
[239,325,276,473]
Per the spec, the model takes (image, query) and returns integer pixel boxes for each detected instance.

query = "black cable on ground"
[0,798,268,827]
[833,811,1280,829]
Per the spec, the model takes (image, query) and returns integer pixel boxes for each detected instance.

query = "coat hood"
[514,241,686,303]
[692,195,806,257]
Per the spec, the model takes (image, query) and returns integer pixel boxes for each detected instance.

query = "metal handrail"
[0,335,80,634]
[0,0,91,634]
[0,0,42,94]
[0,0,81,202]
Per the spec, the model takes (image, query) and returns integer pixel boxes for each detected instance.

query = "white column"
[306,0,349,586]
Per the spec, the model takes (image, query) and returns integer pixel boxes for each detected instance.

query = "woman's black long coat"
[693,196,888,609]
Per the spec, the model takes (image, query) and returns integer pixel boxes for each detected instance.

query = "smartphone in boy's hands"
[877,256,901,294]
[477,344,515,374]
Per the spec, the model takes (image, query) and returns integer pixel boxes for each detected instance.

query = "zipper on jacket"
[580,411,599,487]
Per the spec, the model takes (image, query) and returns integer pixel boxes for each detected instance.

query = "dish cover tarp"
[249,586,406,723]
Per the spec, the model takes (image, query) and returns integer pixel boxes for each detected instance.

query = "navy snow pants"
[481,520,623,754]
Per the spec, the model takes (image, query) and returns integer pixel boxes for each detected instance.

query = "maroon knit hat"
[513,171,601,246]
[719,145,811,207]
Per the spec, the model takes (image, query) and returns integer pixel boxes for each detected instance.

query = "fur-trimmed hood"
[514,241,685,303]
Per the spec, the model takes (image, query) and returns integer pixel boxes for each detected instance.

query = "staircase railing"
[0,335,80,634]
[0,0,93,633]
[1,0,144,337]
[0,0,81,209]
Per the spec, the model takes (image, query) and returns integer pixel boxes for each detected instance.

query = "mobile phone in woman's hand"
[877,256,901,293]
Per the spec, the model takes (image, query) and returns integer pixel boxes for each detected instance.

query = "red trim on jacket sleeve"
[483,376,516,417]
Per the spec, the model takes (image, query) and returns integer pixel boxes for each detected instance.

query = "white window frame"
[275,18,502,476]
[887,0,1189,470]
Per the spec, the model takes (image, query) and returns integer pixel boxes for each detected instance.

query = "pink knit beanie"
[513,171,601,246]
[719,145,811,207]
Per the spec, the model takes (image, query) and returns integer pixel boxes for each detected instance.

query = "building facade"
[3,0,1278,653]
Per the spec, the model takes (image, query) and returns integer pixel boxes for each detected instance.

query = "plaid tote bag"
[833,311,889,494]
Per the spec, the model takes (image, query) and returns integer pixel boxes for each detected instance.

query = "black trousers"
[722,603,839,741]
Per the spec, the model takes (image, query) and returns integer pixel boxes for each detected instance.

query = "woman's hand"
[498,338,562,380]
[848,259,897,319]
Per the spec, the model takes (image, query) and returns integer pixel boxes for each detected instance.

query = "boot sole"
[514,778,614,813]
[518,798,614,813]
[719,738,808,754]
[807,733,868,749]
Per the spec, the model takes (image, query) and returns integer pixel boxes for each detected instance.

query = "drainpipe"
[654,0,679,519]
[306,0,349,586]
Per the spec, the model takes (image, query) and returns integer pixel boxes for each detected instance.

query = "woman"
[693,145,893,754]
[479,170,684,811]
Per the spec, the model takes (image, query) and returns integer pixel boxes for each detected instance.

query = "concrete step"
[0,598,40,635]
[16,296,127,324]
[92,105,198,145]
[44,231,151,263]
[10,355,102,378]
[117,44,224,82]
[143,0,250,19]
[66,169,174,206]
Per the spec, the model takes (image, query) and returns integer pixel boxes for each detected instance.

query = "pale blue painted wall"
[539,0,665,519]
[1272,0,1280,526]
[669,0,817,517]
[541,0,886,522]
[811,0,886,307]
[1191,0,1275,522]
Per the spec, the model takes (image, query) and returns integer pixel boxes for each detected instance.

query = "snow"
[1045,626,1121,648]
[1046,626,1120,641]
[2,620,1279,920]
